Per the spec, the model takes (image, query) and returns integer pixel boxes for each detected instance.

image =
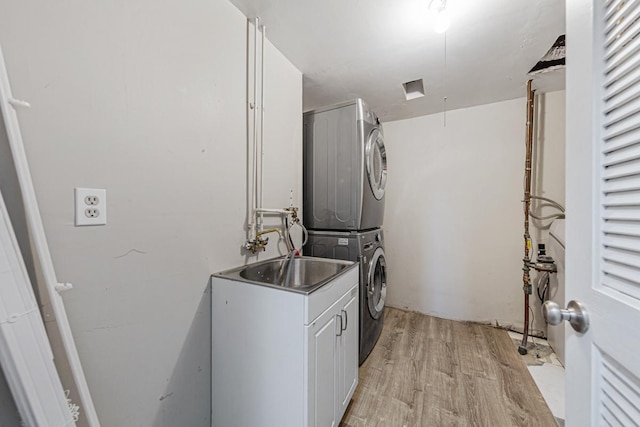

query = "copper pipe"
[519,80,535,355]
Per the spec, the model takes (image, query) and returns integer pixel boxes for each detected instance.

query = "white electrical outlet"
[75,188,107,226]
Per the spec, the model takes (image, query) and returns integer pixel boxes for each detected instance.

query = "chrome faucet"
[245,228,283,253]
[256,228,283,240]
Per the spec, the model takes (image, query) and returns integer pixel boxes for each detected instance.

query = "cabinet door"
[336,285,359,422]
[306,306,339,427]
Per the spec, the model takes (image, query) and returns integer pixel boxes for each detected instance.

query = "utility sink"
[211,255,360,426]
[213,256,356,294]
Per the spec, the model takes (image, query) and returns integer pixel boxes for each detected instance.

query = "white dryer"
[303,99,387,231]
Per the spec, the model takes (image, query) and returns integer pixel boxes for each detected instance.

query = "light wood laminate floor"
[340,308,557,427]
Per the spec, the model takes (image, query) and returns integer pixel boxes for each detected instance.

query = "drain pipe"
[243,20,303,254]
[258,17,266,234]
[244,19,297,254]
[247,17,264,245]
[518,79,535,355]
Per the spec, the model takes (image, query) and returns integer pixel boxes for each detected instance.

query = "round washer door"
[366,128,387,200]
[367,247,387,319]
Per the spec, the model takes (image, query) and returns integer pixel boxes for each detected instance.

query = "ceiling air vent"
[402,79,425,100]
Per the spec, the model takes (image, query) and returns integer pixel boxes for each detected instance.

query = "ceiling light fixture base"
[428,0,451,34]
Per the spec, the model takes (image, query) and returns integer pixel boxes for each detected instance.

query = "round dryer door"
[366,128,387,200]
[367,247,387,319]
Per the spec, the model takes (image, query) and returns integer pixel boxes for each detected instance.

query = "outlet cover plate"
[75,188,107,226]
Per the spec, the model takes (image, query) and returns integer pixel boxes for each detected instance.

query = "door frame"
[565,0,597,422]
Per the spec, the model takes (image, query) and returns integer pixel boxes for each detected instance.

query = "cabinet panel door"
[337,286,359,420]
[307,308,339,427]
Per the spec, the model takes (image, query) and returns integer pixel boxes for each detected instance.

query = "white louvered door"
[566,0,640,425]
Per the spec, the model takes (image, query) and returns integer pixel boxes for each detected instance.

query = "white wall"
[383,91,565,333]
[0,1,302,425]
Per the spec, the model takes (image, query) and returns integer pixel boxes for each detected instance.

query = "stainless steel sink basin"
[213,256,356,294]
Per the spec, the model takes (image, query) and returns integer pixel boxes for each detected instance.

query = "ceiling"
[228,0,566,122]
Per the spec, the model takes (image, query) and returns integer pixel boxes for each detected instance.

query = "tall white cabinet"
[211,264,359,427]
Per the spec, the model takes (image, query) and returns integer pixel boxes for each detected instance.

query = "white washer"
[303,99,387,231]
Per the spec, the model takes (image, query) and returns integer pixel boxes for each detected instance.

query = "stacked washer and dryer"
[303,99,388,365]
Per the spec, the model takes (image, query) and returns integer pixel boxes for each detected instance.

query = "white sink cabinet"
[211,262,359,427]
